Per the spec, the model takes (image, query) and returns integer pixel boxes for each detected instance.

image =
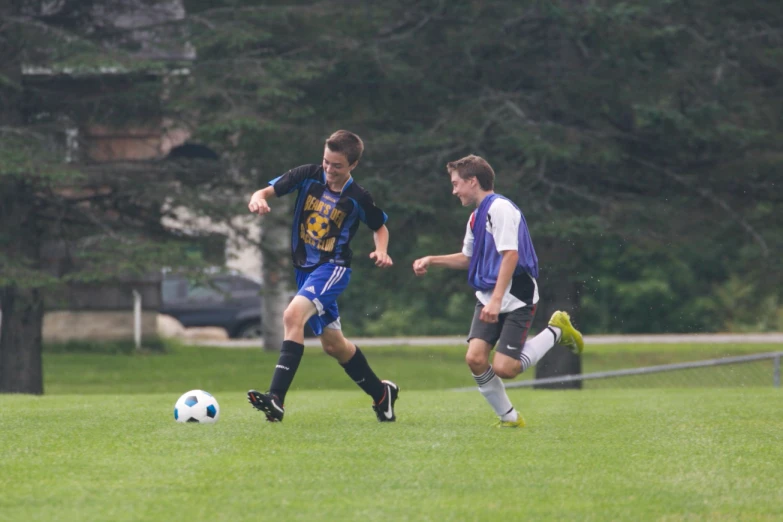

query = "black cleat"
[248,390,285,422]
[372,380,399,422]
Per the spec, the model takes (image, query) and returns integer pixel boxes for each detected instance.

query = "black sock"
[340,347,385,402]
[269,340,305,404]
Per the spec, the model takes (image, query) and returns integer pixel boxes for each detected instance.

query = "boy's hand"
[479,299,501,323]
[248,194,271,215]
[370,251,393,268]
[412,256,431,276]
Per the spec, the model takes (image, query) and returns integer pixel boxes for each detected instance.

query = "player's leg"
[492,309,585,387]
[248,270,318,422]
[467,303,523,427]
[282,296,318,344]
[320,326,399,422]
[493,304,536,378]
[303,263,398,421]
[505,309,584,378]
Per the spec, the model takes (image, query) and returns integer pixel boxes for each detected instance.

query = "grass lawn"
[41,341,783,395]
[1,342,781,521]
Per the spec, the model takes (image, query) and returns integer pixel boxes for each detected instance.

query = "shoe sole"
[496,419,526,428]
[247,390,283,422]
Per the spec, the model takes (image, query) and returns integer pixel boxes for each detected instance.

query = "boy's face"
[450,170,478,207]
[322,147,356,186]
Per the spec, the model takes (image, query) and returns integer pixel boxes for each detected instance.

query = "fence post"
[133,290,142,350]
[774,355,781,388]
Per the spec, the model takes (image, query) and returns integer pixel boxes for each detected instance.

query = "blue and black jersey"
[269,164,388,271]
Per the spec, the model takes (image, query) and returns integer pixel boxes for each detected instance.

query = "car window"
[187,278,232,300]
[162,279,187,301]
[162,273,261,303]
[228,276,261,293]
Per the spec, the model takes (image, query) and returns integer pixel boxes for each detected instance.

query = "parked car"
[160,271,265,339]
[160,271,314,339]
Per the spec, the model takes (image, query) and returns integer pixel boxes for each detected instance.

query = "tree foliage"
[3,0,782,394]
[0,0,239,392]
[181,0,783,334]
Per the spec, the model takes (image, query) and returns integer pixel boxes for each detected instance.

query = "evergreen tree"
[0,0,239,393]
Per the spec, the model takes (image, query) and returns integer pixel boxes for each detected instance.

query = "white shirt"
[462,198,539,313]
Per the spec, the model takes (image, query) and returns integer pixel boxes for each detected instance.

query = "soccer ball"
[174,389,220,424]
[307,213,330,239]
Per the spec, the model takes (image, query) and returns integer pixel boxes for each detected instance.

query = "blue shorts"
[295,263,351,336]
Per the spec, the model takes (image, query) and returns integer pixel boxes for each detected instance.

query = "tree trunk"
[0,287,44,394]
[0,182,47,395]
[0,0,45,394]
[260,197,292,352]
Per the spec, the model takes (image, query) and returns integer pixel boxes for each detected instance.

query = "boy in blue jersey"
[247,130,399,422]
[412,155,584,427]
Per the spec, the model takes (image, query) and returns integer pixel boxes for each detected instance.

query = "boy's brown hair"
[446,154,495,191]
[325,130,364,165]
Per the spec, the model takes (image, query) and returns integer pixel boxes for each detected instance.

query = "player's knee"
[495,365,516,379]
[493,358,520,379]
[321,341,340,357]
[465,351,487,373]
[282,307,306,330]
[321,338,352,361]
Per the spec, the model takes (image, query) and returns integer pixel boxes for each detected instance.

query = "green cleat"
[495,415,526,428]
[548,311,584,354]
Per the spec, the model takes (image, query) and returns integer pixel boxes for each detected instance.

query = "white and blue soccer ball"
[174,389,220,424]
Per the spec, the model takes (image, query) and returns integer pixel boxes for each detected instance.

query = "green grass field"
[2,342,782,521]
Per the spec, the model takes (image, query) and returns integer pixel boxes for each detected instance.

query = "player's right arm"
[248,186,276,215]
[250,165,320,215]
[412,253,470,276]
[413,211,475,275]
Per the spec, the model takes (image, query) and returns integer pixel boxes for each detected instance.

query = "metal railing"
[452,352,783,391]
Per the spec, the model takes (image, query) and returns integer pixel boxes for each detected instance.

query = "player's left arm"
[370,225,393,268]
[480,249,518,323]
[356,188,392,268]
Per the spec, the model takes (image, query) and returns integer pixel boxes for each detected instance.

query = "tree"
[180,0,783,336]
[0,0,239,393]
[295,0,783,334]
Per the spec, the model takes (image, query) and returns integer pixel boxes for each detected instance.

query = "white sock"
[473,366,517,420]
[519,326,561,372]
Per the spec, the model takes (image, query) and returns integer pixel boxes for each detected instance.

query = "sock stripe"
[519,352,532,372]
[473,366,496,386]
[547,326,560,343]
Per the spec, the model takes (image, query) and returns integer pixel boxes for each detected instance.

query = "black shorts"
[467,302,537,359]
